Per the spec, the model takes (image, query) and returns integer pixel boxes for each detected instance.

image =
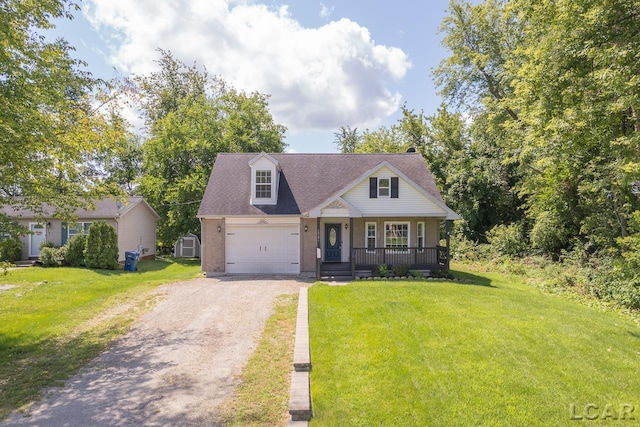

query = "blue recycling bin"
[124,251,140,271]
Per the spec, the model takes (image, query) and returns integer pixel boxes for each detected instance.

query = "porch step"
[320,270,351,279]
[319,262,352,280]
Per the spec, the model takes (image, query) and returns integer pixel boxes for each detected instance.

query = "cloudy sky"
[53,0,455,152]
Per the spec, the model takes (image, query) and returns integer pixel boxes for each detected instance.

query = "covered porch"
[316,217,452,280]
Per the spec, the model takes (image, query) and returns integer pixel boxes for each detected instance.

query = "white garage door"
[225,224,300,274]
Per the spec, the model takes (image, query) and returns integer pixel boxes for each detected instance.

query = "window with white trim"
[68,222,92,240]
[385,222,409,249]
[255,170,272,199]
[417,222,425,252]
[366,222,376,252]
[378,178,390,197]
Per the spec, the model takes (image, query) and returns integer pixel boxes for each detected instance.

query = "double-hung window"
[417,222,425,252]
[385,222,409,250]
[255,170,272,199]
[68,222,92,240]
[378,178,390,197]
[366,222,377,252]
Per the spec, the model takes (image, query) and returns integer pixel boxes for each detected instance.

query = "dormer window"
[255,170,272,198]
[249,152,280,205]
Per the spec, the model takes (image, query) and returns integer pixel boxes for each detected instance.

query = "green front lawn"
[309,266,640,426]
[0,258,201,419]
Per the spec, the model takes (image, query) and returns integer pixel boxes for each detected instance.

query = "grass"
[0,258,201,420]
[217,293,299,426]
[309,265,640,426]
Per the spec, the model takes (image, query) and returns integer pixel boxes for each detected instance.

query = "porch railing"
[352,246,448,270]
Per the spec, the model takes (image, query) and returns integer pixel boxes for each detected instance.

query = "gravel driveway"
[3,276,309,426]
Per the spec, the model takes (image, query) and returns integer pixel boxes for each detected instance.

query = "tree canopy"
[433,0,640,255]
[0,0,124,220]
[135,51,287,246]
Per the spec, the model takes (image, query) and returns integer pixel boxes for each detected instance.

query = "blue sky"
[53,0,455,153]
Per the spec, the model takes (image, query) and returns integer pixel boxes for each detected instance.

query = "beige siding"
[425,218,440,247]
[117,204,155,262]
[342,166,447,217]
[351,217,441,249]
[201,218,225,275]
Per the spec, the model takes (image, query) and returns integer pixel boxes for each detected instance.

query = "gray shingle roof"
[197,152,448,217]
[0,197,158,219]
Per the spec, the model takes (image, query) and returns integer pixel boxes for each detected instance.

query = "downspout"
[199,217,203,272]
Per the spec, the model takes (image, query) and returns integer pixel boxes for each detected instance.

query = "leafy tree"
[135,51,287,246]
[0,0,124,220]
[84,221,119,270]
[104,134,143,195]
[435,0,640,256]
[334,126,362,153]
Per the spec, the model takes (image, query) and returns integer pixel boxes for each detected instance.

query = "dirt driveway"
[3,276,309,426]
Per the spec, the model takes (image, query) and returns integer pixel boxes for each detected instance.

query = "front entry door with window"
[324,224,341,262]
[29,223,46,257]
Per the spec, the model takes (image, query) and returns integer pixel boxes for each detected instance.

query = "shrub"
[0,237,22,262]
[530,211,570,257]
[55,245,68,266]
[486,223,528,258]
[39,247,62,267]
[409,270,423,279]
[66,234,87,267]
[39,240,56,249]
[84,221,119,270]
[392,264,410,277]
[373,264,389,278]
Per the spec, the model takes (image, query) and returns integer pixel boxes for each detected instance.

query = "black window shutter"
[391,177,399,198]
[369,177,378,198]
[61,222,68,245]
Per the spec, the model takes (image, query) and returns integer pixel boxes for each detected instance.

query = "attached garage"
[225,220,300,274]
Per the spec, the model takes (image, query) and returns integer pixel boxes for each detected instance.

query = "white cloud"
[84,0,411,135]
[319,3,334,19]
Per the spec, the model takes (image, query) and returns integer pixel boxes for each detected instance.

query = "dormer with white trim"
[249,152,280,205]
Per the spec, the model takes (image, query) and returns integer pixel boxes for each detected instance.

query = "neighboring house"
[0,197,160,262]
[197,152,460,278]
[173,233,201,258]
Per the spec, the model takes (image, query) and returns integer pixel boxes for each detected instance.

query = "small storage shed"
[174,233,201,258]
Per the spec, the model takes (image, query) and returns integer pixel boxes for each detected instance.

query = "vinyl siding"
[117,203,155,261]
[342,166,447,217]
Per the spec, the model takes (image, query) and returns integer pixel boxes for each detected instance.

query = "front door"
[29,223,46,257]
[324,224,341,262]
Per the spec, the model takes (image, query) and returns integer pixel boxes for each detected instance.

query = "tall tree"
[333,126,362,153]
[0,0,123,220]
[435,0,640,255]
[135,51,286,246]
